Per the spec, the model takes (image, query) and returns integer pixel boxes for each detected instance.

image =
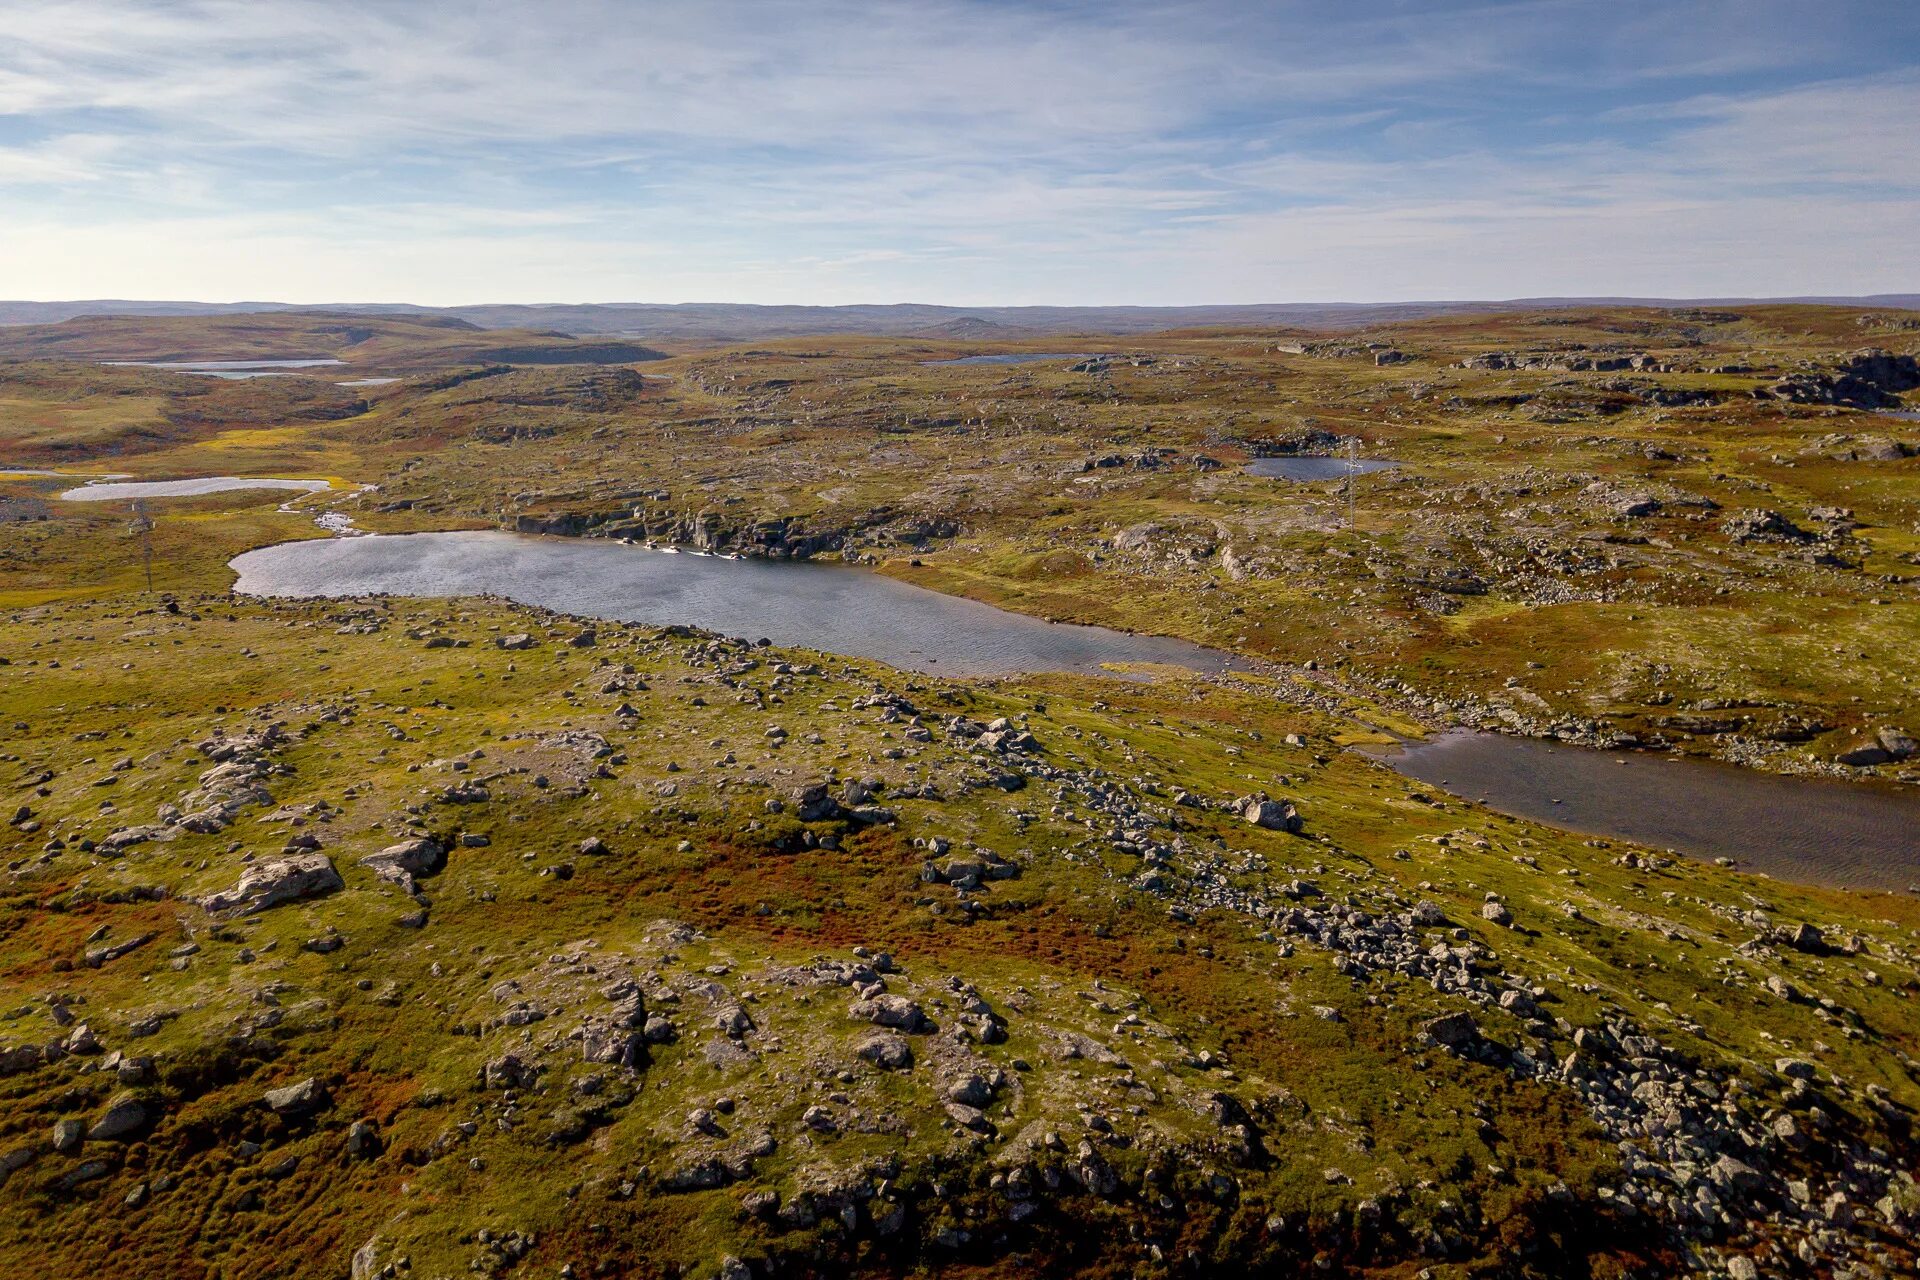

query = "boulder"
[87,1091,147,1141]
[52,1118,84,1152]
[1837,739,1892,767]
[855,1033,914,1071]
[1240,797,1303,833]
[849,994,933,1034]
[1782,922,1825,954]
[790,782,843,822]
[1422,1012,1480,1048]
[261,1077,329,1116]
[1877,727,1917,761]
[202,854,343,914]
[360,838,443,891]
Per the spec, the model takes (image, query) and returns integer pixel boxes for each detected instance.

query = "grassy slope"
[1,308,1917,1277]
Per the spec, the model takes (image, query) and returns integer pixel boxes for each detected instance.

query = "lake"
[229,530,1235,677]
[60,477,333,501]
[227,527,1920,889]
[105,358,346,380]
[1246,456,1400,480]
[1372,730,1920,892]
[924,353,1104,366]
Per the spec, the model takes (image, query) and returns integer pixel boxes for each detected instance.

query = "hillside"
[1,303,1917,1280]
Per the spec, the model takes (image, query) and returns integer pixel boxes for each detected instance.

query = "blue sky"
[1,0,1917,304]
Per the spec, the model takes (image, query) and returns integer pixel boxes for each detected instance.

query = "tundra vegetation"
[0,305,1916,1279]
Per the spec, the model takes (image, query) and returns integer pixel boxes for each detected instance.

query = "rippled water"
[1372,731,1920,892]
[230,530,1235,677]
[1246,456,1400,480]
[61,477,332,501]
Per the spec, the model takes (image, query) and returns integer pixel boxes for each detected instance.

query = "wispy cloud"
[0,0,1914,302]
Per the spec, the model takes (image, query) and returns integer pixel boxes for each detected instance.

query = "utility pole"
[128,500,154,592]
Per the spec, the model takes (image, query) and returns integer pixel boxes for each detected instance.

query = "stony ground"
[2,305,1918,1278]
[143,302,1907,783]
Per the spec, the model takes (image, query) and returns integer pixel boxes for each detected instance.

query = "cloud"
[0,0,1913,302]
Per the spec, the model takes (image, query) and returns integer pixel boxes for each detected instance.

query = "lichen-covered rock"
[202,854,343,914]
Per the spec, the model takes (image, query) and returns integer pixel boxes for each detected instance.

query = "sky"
[1,0,1917,306]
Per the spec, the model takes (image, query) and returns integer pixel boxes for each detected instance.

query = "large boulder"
[849,994,933,1034]
[1422,1012,1480,1048]
[790,782,843,822]
[87,1091,148,1141]
[1239,797,1302,833]
[262,1077,329,1116]
[201,854,343,914]
[360,838,444,892]
[855,1033,914,1070]
[1837,739,1892,767]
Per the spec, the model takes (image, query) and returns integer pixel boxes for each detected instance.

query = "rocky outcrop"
[201,854,343,914]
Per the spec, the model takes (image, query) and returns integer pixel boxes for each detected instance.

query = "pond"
[229,530,1236,678]
[1370,731,1920,892]
[60,477,333,501]
[1246,456,1400,481]
[924,353,1104,366]
[104,358,346,380]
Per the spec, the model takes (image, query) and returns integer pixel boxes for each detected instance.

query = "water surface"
[227,528,1920,889]
[231,530,1234,677]
[924,353,1103,367]
[1372,731,1920,892]
[1247,456,1400,481]
[61,477,333,501]
[106,358,346,380]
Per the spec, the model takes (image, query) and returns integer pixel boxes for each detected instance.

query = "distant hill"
[908,315,1036,339]
[0,311,667,367]
[0,295,1916,340]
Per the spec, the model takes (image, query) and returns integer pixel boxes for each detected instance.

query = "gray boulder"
[360,837,444,891]
[87,1091,147,1141]
[849,994,933,1034]
[202,854,343,914]
[1240,797,1302,833]
[262,1076,329,1116]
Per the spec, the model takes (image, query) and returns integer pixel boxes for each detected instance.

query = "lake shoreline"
[227,524,1920,890]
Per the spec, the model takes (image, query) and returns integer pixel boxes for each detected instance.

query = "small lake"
[226,527,1920,889]
[1247,456,1400,481]
[924,353,1104,367]
[105,358,346,380]
[61,477,333,501]
[230,530,1235,678]
[1372,731,1920,892]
